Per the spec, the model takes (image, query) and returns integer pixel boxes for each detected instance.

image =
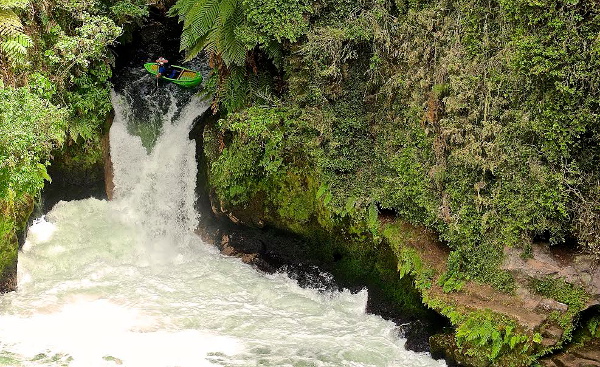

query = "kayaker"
[156,57,179,79]
[156,57,169,77]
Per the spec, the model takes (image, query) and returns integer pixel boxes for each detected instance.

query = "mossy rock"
[0,194,34,293]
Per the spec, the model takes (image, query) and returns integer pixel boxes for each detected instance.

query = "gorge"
[2,0,600,366]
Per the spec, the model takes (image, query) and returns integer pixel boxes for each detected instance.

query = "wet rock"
[402,320,443,353]
[541,338,600,367]
[430,333,489,367]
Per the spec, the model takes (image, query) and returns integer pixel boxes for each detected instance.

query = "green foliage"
[455,310,535,364]
[170,0,247,65]
[203,0,600,363]
[529,277,589,343]
[110,0,149,24]
[171,0,311,64]
[170,0,312,112]
[0,200,19,284]
[0,85,67,199]
[44,13,121,75]
[587,315,600,338]
[209,106,319,205]
[0,2,32,65]
[398,247,435,290]
[0,9,23,37]
[439,252,466,292]
[382,223,436,290]
[0,0,29,9]
[242,0,310,43]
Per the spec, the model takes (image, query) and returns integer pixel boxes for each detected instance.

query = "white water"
[0,82,447,367]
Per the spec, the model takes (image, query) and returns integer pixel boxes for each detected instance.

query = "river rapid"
[0,66,447,367]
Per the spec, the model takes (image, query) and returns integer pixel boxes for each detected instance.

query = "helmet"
[156,57,168,65]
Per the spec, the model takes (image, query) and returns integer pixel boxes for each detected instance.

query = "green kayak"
[144,62,202,88]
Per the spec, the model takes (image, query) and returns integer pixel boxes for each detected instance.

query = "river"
[0,65,447,367]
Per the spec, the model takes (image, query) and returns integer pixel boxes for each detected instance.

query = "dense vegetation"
[0,0,150,287]
[178,0,600,288]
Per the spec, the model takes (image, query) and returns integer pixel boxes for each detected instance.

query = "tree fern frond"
[180,30,194,50]
[217,0,238,24]
[168,0,195,18]
[0,9,24,37]
[184,32,209,60]
[2,38,27,58]
[12,33,31,47]
[261,40,283,68]
[203,28,219,54]
[220,3,245,65]
[178,0,220,52]
[249,72,272,95]
[173,0,247,67]
[0,0,29,10]
[221,65,248,111]
[1,30,31,64]
[183,0,218,32]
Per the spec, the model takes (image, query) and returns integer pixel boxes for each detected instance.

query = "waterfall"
[0,66,446,367]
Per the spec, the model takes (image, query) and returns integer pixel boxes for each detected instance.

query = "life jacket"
[158,63,169,75]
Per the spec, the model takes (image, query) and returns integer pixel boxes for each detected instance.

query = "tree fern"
[1,33,31,56]
[0,4,32,65]
[170,0,310,112]
[171,0,247,65]
[261,40,282,68]
[180,0,219,48]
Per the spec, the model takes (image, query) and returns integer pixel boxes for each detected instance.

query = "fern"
[220,65,248,111]
[0,9,23,37]
[0,3,32,65]
[248,71,276,105]
[261,40,282,68]
[68,118,97,142]
[171,0,247,66]
[1,33,31,63]
[218,1,245,65]
[0,0,29,10]
[180,0,219,48]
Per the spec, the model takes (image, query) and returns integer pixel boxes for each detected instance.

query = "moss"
[426,298,544,366]
[530,277,589,311]
[529,277,589,344]
[0,211,18,288]
[205,112,431,316]
[327,230,428,316]
[0,194,34,292]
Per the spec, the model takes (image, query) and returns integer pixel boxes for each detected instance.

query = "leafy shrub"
[0,86,67,199]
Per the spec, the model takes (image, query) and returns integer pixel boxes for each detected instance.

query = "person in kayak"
[156,57,179,79]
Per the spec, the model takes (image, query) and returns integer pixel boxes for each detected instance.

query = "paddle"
[152,74,159,93]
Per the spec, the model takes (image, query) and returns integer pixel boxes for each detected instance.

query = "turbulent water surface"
[0,65,447,367]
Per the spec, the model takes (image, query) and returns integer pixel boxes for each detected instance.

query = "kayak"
[144,62,202,88]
